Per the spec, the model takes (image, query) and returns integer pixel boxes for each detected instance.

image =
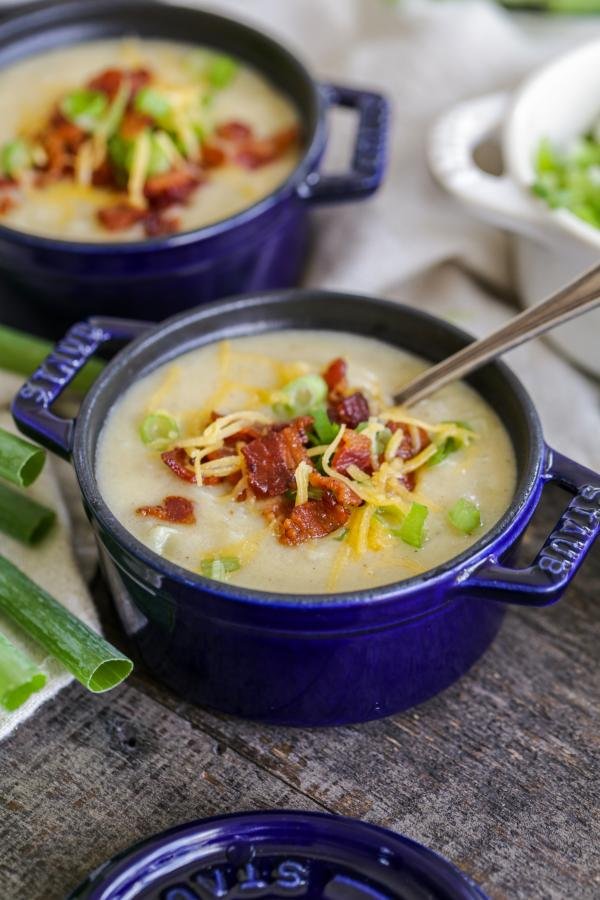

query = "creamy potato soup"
[96,331,517,595]
[0,39,301,240]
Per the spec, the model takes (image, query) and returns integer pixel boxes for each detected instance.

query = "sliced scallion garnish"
[134,87,172,125]
[61,89,108,131]
[0,630,46,711]
[140,412,180,450]
[200,556,241,580]
[273,374,328,419]
[207,55,238,89]
[427,421,473,467]
[398,502,428,549]
[333,527,349,542]
[1,138,31,177]
[311,406,340,444]
[448,498,481,535]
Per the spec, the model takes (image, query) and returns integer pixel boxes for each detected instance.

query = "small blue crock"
[0,0,388,320]
[11,291,600,727]
[67,810,489,899]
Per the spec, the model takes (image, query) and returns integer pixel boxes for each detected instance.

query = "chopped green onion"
[200,556,241,580]
[140,412,180,450]
[108,134,135,173]
[0,554,132,692]
[398,502,429,549]
[375,427,392,455]
[333,527,349,541]
[355,422,369,432]
[0,482,55,545]
[61,89,108,130]
[0,324,104,392]
[134,87,172,125]
[375,506,404,531]
[207,55,238,89]
[448,497,481,535]
[311,406,340,444]
[532,132,600,229]
[273,374,328,419]
[0,428,45,488]
[0,631,46,711]
[427,421,473,468]
[1,138,31,177]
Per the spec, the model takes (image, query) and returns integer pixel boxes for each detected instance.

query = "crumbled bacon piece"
[0,195,15,215]
[309,471,362,508]
[386,421,430,460]
[39,114,87,178]
[215,121,253,142]
[242,418,311,499]
[201,448,240,486]
[92,158,117,188]
[323,357,347,396]
[331,431,373,477]
[119,110,153,140]
[88,67,151,99]
[329,392,370,429]
[136,495,195,524]
[161,448,196,483]
[235,125,300,170]
[224,425,263,447]
[97,203,145,231]
[399,471,416,492]
[201,142,226,168]
[261,495,293,525]
[144,168,202,209]
[280,491,350,546]
[0,176,15,189]
[144,211,180,237]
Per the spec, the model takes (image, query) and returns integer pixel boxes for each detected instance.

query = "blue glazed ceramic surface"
[67,810,489,899]
[0,1,388,320]
[12,291,600,726]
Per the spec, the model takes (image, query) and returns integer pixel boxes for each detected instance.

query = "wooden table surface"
[0,483,598,900]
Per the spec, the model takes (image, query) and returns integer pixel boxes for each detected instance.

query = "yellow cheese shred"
[294,460,312,506]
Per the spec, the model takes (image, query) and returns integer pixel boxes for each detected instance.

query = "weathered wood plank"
[0,683,321,900]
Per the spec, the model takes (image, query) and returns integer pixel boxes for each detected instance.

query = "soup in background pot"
[96,331,517,594]
[0,38,301,241]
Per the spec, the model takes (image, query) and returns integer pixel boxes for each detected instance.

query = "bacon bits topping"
[136,495,195,524]
[308,471,362,508]
[323,357,347,396]
[143,211,180,237]
[331,430,373,477]
[280,492,350,546]
[87,67,151,99]
[329,392,371,429]
[144,169,202,209]
[215,121,253,142]
[242,418,311,499]
[386,421,430,460]
[97,203,145,231]
[161,447,196,483]
[235,125,299,170]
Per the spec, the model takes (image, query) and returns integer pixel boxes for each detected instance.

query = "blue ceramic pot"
[0,1,388,320]
[12,291,600,726]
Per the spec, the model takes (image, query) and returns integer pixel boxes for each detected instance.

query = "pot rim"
[503,36,600,251]
[73,289,546,611]
[0,0,325,253]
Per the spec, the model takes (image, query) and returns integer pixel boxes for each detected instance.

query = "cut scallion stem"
[0,323,105,392]
[0,428,45,488]
[398,502,428,548]
[274,374,328,419]
[311,406,340,444]
[140,412,180,450]
[448,498,481,535]
[0,482,55,544]
[200,556,241,580]
[207,55,238,89]
[427,421,473,468]
[0,554,133,692]
[0,630,46,711]
[1,138,31,177]
[134,87,172,125]
[333,527,349,542]
[61,89,107,130]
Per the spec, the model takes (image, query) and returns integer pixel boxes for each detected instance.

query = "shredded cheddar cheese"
[294,460,312,507]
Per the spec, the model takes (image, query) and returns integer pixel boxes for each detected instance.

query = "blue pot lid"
[68,811,488,900]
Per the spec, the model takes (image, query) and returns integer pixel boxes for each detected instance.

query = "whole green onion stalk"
[0,323,105,393]
[0,428,45,488]
[0,482,55,545]
[0,554,133,692]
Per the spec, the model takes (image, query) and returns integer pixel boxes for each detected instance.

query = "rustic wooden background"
[0,483,598,899]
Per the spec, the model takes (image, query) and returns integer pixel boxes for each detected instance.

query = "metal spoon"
[393,262,600,407]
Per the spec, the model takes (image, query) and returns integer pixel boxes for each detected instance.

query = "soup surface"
[97,331,516,594]
[0,39,301,240]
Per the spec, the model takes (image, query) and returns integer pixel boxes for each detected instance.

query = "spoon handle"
[393,262,600,406]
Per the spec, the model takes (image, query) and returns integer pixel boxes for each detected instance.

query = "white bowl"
[428,39,600,377]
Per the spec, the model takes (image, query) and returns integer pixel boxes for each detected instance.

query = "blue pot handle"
[297,83,389,204]
[11,317,151,460]
[463,448,600,606]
